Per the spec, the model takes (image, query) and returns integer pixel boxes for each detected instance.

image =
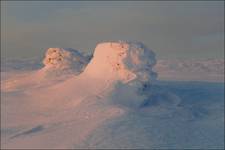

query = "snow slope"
[1,41,224,149]
[1,48,90,92]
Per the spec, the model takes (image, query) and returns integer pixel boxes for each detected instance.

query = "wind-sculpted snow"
[77,81,224,149]
[1,41,224,149]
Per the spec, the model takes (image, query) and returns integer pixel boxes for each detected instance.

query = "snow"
[1,48,90,92]
[84,41,157,83]
[154,59,224,82]
[43,48,88,72]
[1,41,224,149]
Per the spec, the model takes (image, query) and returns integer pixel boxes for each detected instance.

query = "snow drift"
[1,48,90,92]
[26,41,158,111]
[80,41,158,108]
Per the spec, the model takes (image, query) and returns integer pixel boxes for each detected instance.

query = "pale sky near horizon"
[1,1,224,59]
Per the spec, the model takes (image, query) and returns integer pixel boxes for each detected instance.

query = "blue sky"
[1,1,224,59]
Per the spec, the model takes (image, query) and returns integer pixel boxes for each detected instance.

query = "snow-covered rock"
[42,48,89,74]
[84,41,157,84]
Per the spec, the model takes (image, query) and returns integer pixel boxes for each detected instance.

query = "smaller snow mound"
[43,48,88,73]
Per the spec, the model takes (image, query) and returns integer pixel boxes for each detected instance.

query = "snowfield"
[154,59,224,82]
[1,41,224,149]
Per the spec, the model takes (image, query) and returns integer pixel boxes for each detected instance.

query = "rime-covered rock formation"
[42,48,89,75]
[84,41,157,84]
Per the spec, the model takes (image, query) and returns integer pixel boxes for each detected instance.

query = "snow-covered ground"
[1,41,224,149]
[154,59,224,82]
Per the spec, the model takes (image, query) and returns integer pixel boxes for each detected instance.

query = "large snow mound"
[84,41,157,84]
